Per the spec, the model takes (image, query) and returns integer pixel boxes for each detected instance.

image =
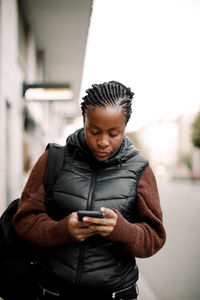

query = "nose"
[97,134,109,148]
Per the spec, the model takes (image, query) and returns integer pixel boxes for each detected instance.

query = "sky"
[80,0,200,131]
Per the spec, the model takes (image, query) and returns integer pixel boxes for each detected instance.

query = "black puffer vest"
[39,128,148,294]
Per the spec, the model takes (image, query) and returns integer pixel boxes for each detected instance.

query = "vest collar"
[66,128,138,168]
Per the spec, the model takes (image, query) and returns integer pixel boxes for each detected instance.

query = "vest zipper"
[86,171,96,210]
[112,282,137,299]
[75,242,86,288]
[75,171,96,287]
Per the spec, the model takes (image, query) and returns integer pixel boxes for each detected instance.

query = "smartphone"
[77,210,104,221]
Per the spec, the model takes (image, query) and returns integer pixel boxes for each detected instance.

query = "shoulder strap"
[44,143,65,197]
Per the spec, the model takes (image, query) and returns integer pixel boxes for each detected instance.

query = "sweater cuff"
[106,210,134,242]
[36,215,78,247]
[56,215,78,244]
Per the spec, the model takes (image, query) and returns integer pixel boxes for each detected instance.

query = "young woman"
[13,81,166,300]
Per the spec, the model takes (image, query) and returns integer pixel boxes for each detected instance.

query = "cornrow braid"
[81,81,134,124]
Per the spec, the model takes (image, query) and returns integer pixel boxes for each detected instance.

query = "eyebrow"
[88,123,120,130]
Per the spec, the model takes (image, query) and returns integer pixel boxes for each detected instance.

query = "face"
[84,105,126,161]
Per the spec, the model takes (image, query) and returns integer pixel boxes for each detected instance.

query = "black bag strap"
[43,143,65,197]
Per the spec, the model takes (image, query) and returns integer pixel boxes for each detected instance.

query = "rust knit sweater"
[13,150,166,258]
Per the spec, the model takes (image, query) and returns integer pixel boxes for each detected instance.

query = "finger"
[82,216,105,225]
[77,221,91,228]
[71,213,91,228]
[93,225,114,236]
[76,227,98,241]
[100,207,117,218]
[77,232,94,241]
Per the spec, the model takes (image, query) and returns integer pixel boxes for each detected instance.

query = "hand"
[82,207,118,237]
[68,212,98,242]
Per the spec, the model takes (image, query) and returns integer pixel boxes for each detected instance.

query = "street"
[137,178,200,300]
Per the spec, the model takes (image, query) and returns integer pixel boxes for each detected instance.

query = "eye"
[110,132,119,138]
[90,130,99,136]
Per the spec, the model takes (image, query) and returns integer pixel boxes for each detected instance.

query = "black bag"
[0,143,65,299]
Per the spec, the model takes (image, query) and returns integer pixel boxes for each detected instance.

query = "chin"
[94,155,109,162]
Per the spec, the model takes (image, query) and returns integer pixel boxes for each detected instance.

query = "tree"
[179,155,192,170]
[191,112,200,148]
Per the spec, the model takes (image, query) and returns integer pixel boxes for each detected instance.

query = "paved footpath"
[137,178,200,300]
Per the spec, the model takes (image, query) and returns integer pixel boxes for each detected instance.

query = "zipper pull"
[112,292,116,298]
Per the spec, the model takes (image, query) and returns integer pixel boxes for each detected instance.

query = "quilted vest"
[39,128,148,294]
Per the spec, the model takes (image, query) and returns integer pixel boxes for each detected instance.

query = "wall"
[0,0,23,211]
[0,0,39,212]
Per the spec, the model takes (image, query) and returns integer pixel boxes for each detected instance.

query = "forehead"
[85,105,126,129]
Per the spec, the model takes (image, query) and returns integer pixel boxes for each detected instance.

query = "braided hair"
[81,81,134,124]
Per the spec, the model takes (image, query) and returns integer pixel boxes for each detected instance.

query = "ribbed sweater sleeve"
[13,150,77,247]
[106,166,166,258]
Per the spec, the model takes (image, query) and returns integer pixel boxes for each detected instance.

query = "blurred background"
[0,0,200,299]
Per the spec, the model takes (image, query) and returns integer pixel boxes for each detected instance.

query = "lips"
[95,151,110,157]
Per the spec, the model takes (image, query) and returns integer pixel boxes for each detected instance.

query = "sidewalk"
[137,272,158,300]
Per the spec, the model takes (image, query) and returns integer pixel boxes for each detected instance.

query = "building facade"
[0,0,92,213]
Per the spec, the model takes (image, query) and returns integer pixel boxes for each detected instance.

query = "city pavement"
[137,177,200,300]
